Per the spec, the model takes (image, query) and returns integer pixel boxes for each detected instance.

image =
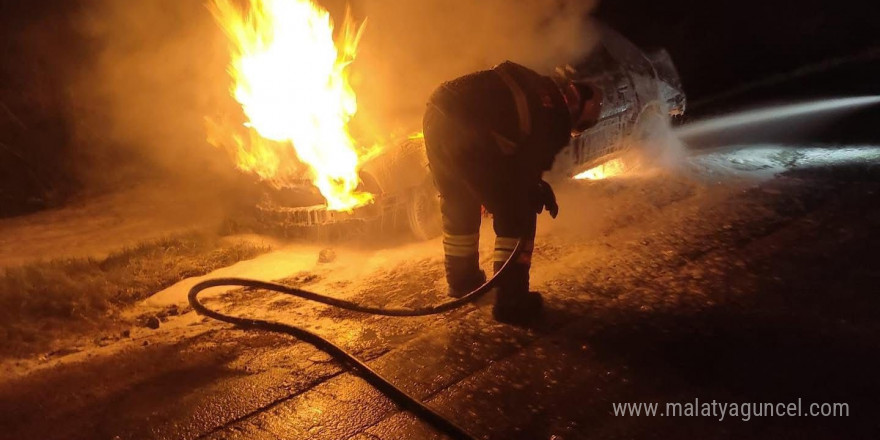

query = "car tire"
[407,183,443,241]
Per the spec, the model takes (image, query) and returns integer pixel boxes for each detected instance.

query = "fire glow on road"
[573,157,628,180]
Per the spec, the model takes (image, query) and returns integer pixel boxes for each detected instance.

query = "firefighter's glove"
[534,180,559,218]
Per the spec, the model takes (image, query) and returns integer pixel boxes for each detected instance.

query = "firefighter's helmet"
[552,67,602,133]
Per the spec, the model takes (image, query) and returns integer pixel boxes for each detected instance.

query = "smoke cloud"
[349,0,599,139]
[69,0,236,190]
[66,0,597,191]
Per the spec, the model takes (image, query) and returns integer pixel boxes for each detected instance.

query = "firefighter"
[423,61,602,325]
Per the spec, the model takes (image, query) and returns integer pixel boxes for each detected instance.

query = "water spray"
[676,96,880,139]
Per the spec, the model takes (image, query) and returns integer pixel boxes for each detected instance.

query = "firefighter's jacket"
[427,61,573,183]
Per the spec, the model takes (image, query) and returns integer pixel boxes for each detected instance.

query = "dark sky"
[595,0,880,109]
[3,0,876,109]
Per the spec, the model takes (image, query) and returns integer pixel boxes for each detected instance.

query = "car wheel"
[407,183,442,241]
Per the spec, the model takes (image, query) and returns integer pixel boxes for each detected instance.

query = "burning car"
[210,1,684,240]
[552,24,687,180]
[254,136,442,240]
[258,25,687,239]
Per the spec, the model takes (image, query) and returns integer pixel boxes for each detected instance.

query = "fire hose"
[188,239,524,440]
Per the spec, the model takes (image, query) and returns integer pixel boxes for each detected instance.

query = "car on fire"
[258,25,686,240]
[551,23,686,178]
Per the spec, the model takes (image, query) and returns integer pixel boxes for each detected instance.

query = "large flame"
[210,0,372,211]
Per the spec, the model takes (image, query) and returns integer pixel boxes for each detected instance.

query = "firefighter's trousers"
[423,105,537,297]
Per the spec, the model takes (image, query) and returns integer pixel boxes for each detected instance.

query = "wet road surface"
[2,151,879,439]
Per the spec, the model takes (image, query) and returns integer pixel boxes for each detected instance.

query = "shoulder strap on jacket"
[493,63,532,137]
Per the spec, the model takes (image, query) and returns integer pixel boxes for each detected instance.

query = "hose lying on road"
[188,239,523,440]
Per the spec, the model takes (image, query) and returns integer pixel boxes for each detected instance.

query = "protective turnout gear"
[491,237,543,325]
[443,232,486,298]
[533,180,558,218]
[494,290,544,325]
[446,266,486,299]
[424,60,599,325]
[572,81,602,132]
[552,69,603,133]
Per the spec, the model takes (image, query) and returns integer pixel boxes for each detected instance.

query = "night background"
[0,1,879,439]
[2,0,878,216]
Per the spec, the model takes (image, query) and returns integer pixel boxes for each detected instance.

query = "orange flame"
[210,0,372,211]
[573,158,627,180]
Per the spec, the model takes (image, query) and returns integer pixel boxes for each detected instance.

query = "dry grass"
[0,233,269,357]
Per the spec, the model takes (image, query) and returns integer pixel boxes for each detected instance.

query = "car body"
[550,24,686,178]
[259,25,686,239]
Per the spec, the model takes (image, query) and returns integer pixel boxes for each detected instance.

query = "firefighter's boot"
[444,233,485,298]
[491,237,543,325]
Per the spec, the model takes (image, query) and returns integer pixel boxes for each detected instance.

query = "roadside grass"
[0,233,269,358]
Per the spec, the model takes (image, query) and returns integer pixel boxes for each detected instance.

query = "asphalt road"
[1,142,878,439]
